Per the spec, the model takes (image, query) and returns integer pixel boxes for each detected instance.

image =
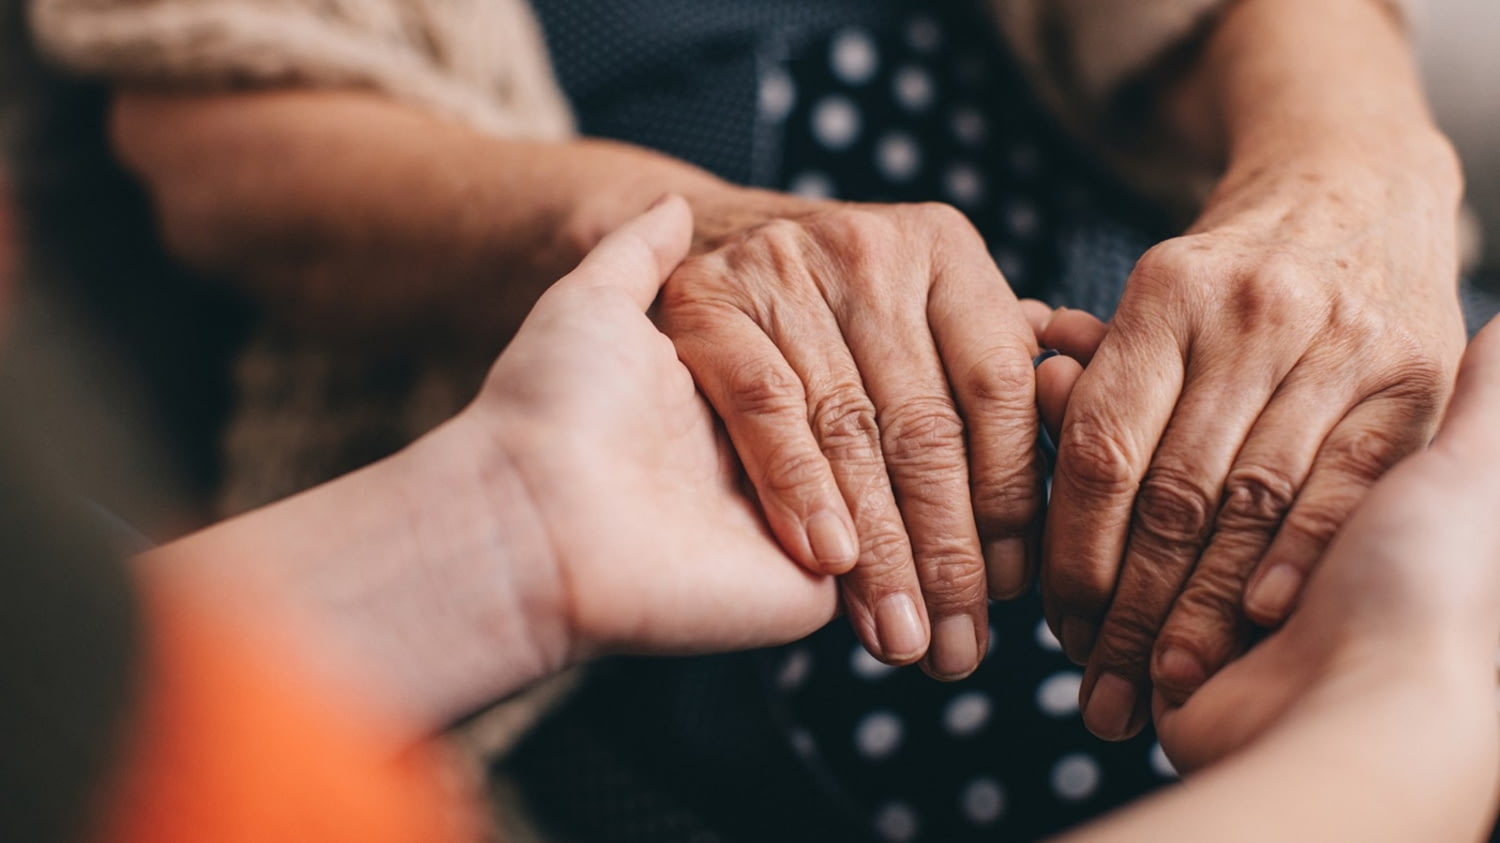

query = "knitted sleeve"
[27,0,574,139]
[989,0,1422,215]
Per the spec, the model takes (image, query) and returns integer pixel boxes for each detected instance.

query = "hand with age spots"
[657,190,1045,680]
[1035,147,1466,742]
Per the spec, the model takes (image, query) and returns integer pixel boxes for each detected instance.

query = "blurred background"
[1420,0,1500,280]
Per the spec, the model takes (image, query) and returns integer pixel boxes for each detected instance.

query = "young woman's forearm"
[133,418,562,737]
[109,89,728,349]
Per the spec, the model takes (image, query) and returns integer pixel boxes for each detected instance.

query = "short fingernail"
[928,616,981,679]
[1246,565,1303,622]
[1155,646,1207,695]
[1083,673,1138,741]
[984,538,1029,599]
[876,593,928,663]
[806,511,857,571]
[1060,617,1096,665]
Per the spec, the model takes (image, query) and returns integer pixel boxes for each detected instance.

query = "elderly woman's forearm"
[108,89,725,349]
[1167,0,1456,184]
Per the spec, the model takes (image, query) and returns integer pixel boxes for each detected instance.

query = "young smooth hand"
[457,195,841,671]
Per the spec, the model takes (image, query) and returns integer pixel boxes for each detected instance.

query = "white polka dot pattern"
[944,163,985,206]
[831,29,879,85]
[892,65,935,112]
[1035,671,1083,717]
[1051,753,1103,802]
[1150,742,1178,779]
[877,132,923,182]
[855,711,905,760]
[959,777,1007,826]
[874,801,920,842]
[943,691,993,737]
[851,643,897,680]
[759,68,797,122]
[789,170,837,199]
[812,96,862,150]
[776,647,813,691]
[1035,618,1063,651]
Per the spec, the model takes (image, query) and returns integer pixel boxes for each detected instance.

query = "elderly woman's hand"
[1044,138,1468,740]
[656,187,1043,679]
[1154,315,1500,775]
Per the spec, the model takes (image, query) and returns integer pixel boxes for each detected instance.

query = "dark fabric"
[0,2,252,508]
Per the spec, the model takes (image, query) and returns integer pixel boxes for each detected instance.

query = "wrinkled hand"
[657,190,1042,679]
[1155,315,1500,772]
[467,197,840,662]
[1041,154,1467,739]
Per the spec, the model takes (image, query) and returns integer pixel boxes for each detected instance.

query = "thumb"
[552,194,694,309]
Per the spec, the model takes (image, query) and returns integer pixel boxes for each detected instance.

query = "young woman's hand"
[465,196,841,668]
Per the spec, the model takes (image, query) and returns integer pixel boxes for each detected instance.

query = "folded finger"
[1042,325,1184,665]
[1149,374,1351,704]
[1080,360,1277,741]
[1244,391,1439,626]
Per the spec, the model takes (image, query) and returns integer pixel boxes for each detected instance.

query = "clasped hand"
[503,175,1463,747]
[648,162,1462,713]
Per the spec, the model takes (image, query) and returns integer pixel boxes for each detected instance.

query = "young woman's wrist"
[380,413,575,717]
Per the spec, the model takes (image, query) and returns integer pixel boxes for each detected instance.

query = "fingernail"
[1060,617,1096,665]
[646,193,675,211]
[1083,673,1138,741]
[929,615,981,678]
[876,593,927,662]
[1246,565,1303,622]
[806,511,857,571]
[1155,646,1207,694]
[984,538,1029,599]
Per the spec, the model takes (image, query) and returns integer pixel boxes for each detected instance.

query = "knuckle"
[1131,240,1201,294]
[1133,469,1216,553]
[1054,415,1140,499]
[812,207,897,261]
[1175,564,1250,625]
[879,399,968,469]
[722,356,806,419]
[912,202,981,243]
[954,347,1035,409]
[1324,427,1411,486]
[971,466,1041,530]
[1280,497,1353,550]
[1218,464,1299,533]
[1095,608,1163,673]
[757,443,830,501]
[809,388,883,463]
[918,548,988,608]
[861,527,916,572]
[1045,560,1117,618]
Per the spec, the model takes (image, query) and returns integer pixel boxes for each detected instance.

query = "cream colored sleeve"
[26,0,574,139]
